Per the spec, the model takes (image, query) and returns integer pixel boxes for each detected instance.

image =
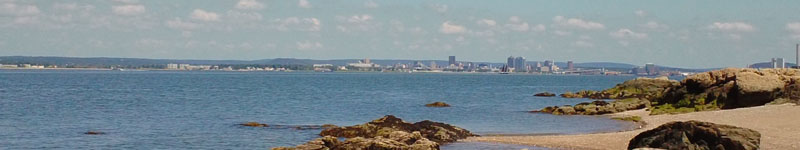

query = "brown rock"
[628,121,761,150]
[85,131,104,135]
[240,122,268,127]
[534,92,557,97]
[424,102,451,107]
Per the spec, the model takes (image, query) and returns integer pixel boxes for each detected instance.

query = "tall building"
[167,64,179,70]
[448,56,456,66]
[796,44,799,68]
[543,60,554,67]
[567,61,574,70]
[514,57,526,72]
[507,56,515,69]
[772,58,785,68]
[645,63,657,75]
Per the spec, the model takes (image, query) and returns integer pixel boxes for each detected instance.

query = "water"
[0,70,638,149]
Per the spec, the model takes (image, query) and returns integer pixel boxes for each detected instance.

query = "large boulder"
[628,121,761,150]
[659,68,800,110]
[320,115,475,143]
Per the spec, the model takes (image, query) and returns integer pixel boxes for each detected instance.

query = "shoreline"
[463,104,800,150]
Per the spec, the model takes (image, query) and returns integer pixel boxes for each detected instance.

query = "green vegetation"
[611,116,642,122]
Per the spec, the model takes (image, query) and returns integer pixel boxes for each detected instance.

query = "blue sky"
[2,0,800,68]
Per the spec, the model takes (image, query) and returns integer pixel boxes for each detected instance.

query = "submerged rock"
[424,102,451,107]
[533,92,556,97]
[240,122,269,127]
[84,131,104,135]
[628,121,761,150]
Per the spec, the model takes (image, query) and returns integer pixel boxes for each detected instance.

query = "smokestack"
[797,44,799,69]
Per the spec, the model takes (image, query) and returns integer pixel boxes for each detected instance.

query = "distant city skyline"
[2,0,800,68]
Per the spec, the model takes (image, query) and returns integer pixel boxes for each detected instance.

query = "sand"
[463,104,800,150]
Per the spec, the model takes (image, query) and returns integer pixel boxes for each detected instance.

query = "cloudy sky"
[2,0,800,68]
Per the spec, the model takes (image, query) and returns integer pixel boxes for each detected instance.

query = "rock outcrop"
[424,102,451,107]
[85,131,104,135]
[533,98,650,115]
[561,77,679,100]
[274,115,474,150]
[241,122,269,127]
[628,121,761,150]
[320,115,475,143]
[533,92,556,97]
[656,68,800,112]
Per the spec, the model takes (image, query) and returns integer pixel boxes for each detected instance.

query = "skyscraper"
[448,56,456,66]
[796,44,799,69]
[645,63,657,75]
[514,56,526,72]
[507,56,515,69]
[567,61,574,70]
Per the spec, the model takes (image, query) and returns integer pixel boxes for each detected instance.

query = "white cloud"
[610,28,648,39]
[298,0,312,8]
[787,22,800,39]
[504,16,529,32]
[476,19,496,27]
[641,21,668,30]
[553,16,605,30]
[191,9,220,21]
[708,22,755,32]
[112,5,145,16]
[364,0,378,8]
[227,11,262,21]
[336,14,379,32]
[532,24,546,32]
[296,41,323,50]
[346,14,372,23]
[572,40,594,48]
[273,17,321,31]
[635,10,647,17]
[165,18,198,30]
[553,30,571,36]
[236,0,264,10]
[440,21,466,34]
[1,3,41,16]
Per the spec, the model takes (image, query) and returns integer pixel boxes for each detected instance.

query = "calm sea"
[0,70,640,149]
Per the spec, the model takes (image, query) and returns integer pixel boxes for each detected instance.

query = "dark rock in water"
[85,131,104,135]
[240,122,269,127]
[533,92,556,97]
[424,102,451,107]
[628,121,761,150]
[320,115,476,143]
[534,98,649,115]
[275,116,464,150]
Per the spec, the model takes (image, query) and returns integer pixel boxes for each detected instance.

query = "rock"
[271,136,340,150]
[659,68,800,111]
[85,131,104,135]
[320,115,475,144]
[424,102,451,107]
[628,121,761,150]
[534,98,649,115]
[534,92,556,97]
[240,122,269,127]
[561,77,679,100]
[275,129,440,150]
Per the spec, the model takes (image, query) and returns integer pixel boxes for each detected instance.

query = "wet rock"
[424,102,451,107]
[628,121,761,150]
[534,98,649,115]
[533,92,556,97]
[240,122,269,127]
[84,131,104,135]
[320,115,475,143]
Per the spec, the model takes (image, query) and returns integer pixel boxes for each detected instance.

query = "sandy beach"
[464,104,800,150]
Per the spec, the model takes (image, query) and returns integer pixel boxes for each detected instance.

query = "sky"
[2,0,800,68]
